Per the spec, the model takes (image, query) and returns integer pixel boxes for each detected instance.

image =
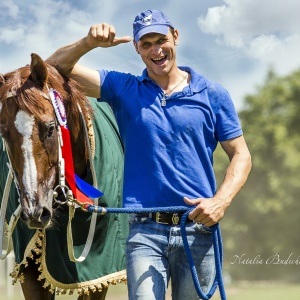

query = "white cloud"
[198,0,300,44]
[197,0,300,73]
[246,34,300,73]
[0,0,93,68]
[0,27,24,44]
[0,0,19,19]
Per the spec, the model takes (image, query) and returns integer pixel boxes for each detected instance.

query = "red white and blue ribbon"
[49,88,103,204]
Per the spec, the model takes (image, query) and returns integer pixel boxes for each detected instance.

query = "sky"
[1,0,300,111]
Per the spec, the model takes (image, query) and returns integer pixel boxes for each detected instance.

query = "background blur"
[1,0,300,299]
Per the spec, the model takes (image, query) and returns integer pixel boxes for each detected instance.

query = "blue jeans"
[126,214,216,300]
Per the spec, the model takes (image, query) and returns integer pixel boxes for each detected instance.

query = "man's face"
[134,29,179,79]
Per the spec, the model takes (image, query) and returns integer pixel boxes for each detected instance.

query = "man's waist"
[139,212,192,226]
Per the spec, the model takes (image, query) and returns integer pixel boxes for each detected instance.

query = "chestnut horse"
[0,54,128,299]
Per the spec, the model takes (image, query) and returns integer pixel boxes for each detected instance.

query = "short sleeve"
[207,80,243,142]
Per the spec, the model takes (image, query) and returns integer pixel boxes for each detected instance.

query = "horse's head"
[0,54,92,229]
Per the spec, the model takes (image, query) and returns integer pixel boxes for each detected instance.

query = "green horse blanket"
[0,99,128,295]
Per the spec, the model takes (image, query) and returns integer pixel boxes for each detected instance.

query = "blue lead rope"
[86,205,226,300]
[180,211,226,300]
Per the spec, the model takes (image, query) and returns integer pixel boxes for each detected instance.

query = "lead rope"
[85,205,226,300]
[180,210,226,300]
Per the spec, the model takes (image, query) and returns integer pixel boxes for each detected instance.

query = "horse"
[0,53,128,300]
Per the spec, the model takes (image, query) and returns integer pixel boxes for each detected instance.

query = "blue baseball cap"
[133,9,174,42]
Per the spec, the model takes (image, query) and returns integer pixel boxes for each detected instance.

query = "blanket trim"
[9,229,127,296]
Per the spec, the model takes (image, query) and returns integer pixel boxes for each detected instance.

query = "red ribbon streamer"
[60,126,93,204]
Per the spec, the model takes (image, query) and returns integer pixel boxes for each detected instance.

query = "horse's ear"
[30,53,48,88]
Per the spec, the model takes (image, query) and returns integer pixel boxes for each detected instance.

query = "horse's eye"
[46,123,55,138]
[0,125,8,138]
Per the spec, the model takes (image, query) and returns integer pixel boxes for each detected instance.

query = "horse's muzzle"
[20,205,52,229]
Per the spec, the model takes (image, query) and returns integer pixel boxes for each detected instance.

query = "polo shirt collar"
[137,69,151,82]
[137,66,207,93]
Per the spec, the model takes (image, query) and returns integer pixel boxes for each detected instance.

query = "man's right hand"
[86,23,132,48]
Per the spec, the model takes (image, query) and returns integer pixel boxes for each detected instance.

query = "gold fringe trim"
[86,114,95,158]
[10,230,43,284]
[9,229,127,295]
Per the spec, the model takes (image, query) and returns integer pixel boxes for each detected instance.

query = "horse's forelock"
[0,67,47,119]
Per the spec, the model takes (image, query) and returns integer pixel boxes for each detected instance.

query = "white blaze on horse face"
[14,110,38,199]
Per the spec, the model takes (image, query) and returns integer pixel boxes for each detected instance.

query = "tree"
[214,68,300,281]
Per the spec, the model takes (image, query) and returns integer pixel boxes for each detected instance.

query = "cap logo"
[142,15,152,25]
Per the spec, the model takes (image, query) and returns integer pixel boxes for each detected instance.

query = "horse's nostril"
[40,207,51,222]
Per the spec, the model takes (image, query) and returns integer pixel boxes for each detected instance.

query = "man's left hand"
[183,196,226,227]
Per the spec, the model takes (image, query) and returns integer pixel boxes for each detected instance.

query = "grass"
[2,281,300,299]
[211,282,300,300]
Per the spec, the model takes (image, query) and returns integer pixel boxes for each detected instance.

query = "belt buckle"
[155,212,168,225]
[171,213,180,225]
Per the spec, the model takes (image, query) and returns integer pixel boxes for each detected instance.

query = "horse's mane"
[0,63,94,134]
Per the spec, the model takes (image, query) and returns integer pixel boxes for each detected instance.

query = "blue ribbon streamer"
[75,174,104,199]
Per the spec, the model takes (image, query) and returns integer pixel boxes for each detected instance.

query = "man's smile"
[151,55,167,65]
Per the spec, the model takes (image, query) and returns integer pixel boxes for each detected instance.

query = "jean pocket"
[194,223,212,235]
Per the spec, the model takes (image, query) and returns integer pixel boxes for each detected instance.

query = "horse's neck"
[71,123,88,178]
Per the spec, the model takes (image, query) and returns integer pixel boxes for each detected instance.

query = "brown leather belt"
[149,212,192,225]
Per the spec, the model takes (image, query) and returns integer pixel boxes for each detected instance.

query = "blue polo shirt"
[98,67,242,208]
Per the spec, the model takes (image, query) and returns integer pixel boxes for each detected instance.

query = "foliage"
[214,68,300,282]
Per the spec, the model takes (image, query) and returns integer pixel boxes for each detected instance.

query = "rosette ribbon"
[49,88,103,204]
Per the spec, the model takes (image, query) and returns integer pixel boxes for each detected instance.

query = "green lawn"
[2,281,300,299]
[211,282,300,300]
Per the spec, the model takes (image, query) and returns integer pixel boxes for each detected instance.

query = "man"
[47,9,251,300]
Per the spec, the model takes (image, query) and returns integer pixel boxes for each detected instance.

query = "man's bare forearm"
[214,149,252,208]
[184,136,252,226]
[46,37,93,76]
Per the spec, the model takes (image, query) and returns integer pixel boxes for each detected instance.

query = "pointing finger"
[112,36,132,45]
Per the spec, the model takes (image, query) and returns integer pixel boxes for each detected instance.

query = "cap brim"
[134,25,170,42]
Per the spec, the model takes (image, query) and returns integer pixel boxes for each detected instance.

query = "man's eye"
[157,38,167,44]
[142,42,151,48]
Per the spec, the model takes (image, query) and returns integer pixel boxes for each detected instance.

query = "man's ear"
[133,41,140,54]
[173,29,179,45]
